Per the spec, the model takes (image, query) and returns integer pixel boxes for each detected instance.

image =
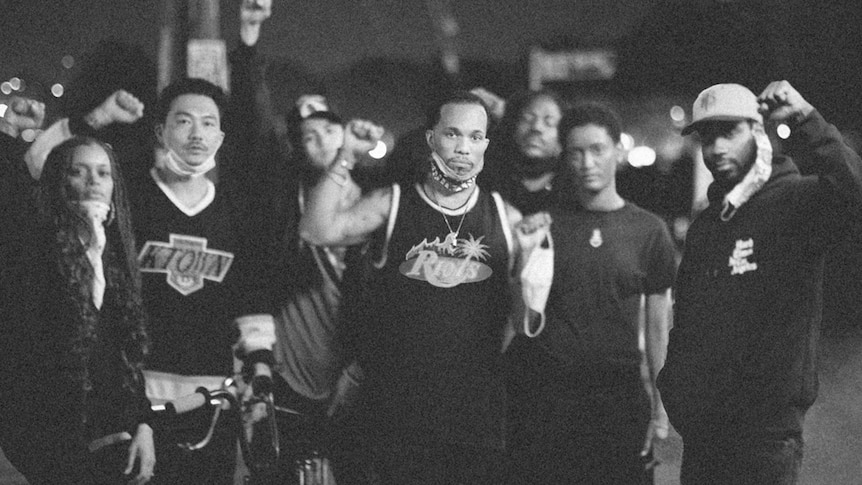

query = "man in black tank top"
[300,91,522,484]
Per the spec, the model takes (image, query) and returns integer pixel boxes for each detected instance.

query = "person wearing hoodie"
[658,81,862,484]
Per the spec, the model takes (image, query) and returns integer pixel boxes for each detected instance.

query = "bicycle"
[150,377,335,485]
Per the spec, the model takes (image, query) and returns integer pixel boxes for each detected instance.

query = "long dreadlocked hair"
[40,136,148,400]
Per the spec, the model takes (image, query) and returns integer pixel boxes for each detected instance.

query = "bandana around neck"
[513,154,558,178]
[72,200,110,309]
[430,151,476,192]
[720,123,773,221]
[155,147,216,178]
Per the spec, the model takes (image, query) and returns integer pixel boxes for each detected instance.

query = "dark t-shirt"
[533,202,676,373]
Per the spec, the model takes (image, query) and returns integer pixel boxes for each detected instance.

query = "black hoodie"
[658,110,862,438]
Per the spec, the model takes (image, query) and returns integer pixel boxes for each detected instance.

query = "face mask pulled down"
[720,123,773,221]
[72,200,110,309]
[430,150,477,192]
[156,147,216,178]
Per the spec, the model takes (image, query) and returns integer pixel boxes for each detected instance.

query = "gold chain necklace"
[429,184,474,246]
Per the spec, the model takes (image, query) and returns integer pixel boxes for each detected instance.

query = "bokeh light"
[776,123,791,140]
[62,55,75,69]
[620,132,635,152]
[628,146,656,167]
[51,83,65,98]
[369,139,388,159]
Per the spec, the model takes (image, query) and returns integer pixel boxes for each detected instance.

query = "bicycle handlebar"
[151,387,238,415]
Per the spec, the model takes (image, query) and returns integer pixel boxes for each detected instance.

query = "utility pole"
[157,0,229,93]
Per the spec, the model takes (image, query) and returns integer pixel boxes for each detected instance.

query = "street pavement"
[3,332,862,484]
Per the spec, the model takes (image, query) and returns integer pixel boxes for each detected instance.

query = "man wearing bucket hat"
[658,80,862,483]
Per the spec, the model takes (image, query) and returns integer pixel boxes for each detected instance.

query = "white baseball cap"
[682,83,763,135]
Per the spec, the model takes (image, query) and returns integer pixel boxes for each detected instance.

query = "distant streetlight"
[628,146,656,167]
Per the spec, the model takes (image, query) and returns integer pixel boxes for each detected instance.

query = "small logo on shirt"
[399,234,493,288]
[589,228,603,248]
[729,238,757,275]
[138,234,234,295]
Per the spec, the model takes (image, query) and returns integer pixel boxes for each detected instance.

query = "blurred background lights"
[368,139,388,159]
[51,83,65,98]
[9,77,21,90]
[61,55,75,69]
[669,105,685,122]
[0,82,11,95]
[628,145,656,167]
[776,123,791,140]
[620,132,635,152]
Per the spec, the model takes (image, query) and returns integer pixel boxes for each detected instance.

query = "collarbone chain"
[429,185,474,245]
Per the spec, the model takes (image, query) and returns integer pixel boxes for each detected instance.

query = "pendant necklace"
[429,185,474,247]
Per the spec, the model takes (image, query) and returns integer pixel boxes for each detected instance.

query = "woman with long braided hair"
[0,136,154,484]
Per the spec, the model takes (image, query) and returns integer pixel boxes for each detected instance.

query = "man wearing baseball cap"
[658,81,862,484]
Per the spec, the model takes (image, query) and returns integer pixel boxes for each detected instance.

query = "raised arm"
[24,90,143,179]
[299,163,392,247]
[758,80,862,212]
[1,98,45,228]
[0,96,45,138]
[299,120,391,246]
[239,0,271,46]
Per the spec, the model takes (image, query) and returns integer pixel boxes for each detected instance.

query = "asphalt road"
[3,332,862,484]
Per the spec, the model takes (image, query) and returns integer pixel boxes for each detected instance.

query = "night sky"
[2,1,860,132]
[0,0,651,92]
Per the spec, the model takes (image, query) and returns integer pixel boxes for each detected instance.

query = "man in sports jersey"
[9,4,279,482]
[300,91,521,484]
[132,77,278,484]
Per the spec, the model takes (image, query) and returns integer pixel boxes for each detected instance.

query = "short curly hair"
[559,101,623,146]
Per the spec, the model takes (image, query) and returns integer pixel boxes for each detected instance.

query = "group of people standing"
[3,2,862,485]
